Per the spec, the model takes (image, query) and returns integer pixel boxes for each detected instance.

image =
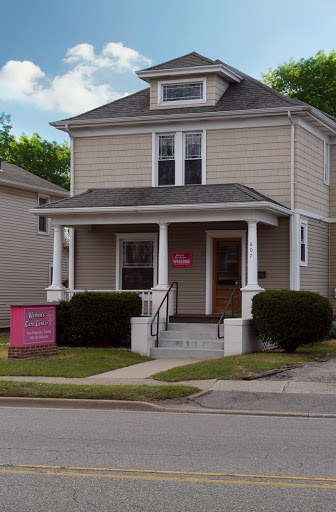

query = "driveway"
[258,354,336,383]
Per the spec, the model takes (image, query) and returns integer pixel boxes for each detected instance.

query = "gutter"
[50,106,311,131]
[0,178,68,198]
[30,201,291,217]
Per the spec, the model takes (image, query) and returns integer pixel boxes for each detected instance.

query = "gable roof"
[141,51,216,71]
[36,183,288,211]
[0,161,69,197]
[51,52,336,130]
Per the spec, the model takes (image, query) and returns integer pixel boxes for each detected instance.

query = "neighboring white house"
[0,161,69,328]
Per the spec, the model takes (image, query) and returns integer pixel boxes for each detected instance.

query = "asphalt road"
[0,408,335,511]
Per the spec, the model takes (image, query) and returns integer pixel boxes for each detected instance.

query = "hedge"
[56,292,142,348]
[251,290,333,353]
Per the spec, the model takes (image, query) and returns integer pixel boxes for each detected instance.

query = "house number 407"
[249,242,253,258]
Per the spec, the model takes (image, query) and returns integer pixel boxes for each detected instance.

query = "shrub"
[56,292,142,348]
[252,290,333,353]
[56,300,72,346]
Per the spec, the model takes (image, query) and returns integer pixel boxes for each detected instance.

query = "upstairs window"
[300,220,308,266]
[185,133,202,185]
[158,134,175,186]
[38,195,49,235]
[163,82,203,102]
[324,141,330,185]
[158,78,206,106]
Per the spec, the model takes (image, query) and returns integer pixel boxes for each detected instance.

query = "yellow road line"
[0,468,335,489]
[0,463,335,484]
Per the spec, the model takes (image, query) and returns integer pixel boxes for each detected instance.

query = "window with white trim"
[324,141,330,185]
[158,134,175,186]
[116,233,158,290]
[158,78,206,106]
[300,220,308,266]
[156,131,204,187]
[37,195,50,235]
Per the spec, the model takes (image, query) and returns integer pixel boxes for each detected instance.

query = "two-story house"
[34,52,336,358]
[0,161,69,328]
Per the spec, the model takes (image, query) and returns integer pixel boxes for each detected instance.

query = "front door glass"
[213,239,241,314]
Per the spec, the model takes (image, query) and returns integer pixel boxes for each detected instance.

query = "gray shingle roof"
[58,52,312,123]
[37,183,288,211]
[0,161,69,196]
[141,52,216,71]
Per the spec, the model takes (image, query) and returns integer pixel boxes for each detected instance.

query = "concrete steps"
[150,321,224,360]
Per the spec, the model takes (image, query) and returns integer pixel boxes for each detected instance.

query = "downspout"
[64,124,75,292]
[288,111,299,290]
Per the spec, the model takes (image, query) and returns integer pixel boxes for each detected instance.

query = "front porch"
[33,183,291,358]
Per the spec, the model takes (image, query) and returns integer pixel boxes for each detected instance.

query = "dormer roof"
[136,51,242,83]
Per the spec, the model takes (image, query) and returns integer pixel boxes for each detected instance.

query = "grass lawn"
[152,340,336,382]
[0,381,198,401]
[0,334,9,345]
[0,346,152,378]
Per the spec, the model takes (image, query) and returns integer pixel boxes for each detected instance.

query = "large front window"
[158,134,175,186]
[122,241,154,290]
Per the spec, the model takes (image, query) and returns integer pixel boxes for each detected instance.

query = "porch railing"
[217,281,241,339]
[63,289,152,316]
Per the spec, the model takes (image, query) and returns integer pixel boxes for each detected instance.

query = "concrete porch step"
[158,339,224,350]
[150,347,224,360]
[160,329,219,341]
[167,323,219,333]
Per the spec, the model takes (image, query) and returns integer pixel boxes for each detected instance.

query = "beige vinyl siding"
[294,126,329,216]
[74,134,152,195]
[0,187,65,328]
[206,126,292,208]
[329,144,336,218]
[258,218,290,290]
[329,223,336,313]
[75,225,158,290]
[300,219,329,297]
[149,74,229,110]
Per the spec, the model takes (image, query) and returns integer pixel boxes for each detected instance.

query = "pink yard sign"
[10,305,56,347]
[171,251,192,268]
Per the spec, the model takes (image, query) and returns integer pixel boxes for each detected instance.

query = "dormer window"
[158,78,206,106]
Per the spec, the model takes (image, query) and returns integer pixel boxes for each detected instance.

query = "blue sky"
[1,0,336,144]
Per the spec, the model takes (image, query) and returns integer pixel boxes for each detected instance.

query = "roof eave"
[136,64,242,83]
[30,201,291,217]
[50,105,311,132]
[0,177,69,197]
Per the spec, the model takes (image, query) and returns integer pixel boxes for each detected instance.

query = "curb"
[0,396,335,419]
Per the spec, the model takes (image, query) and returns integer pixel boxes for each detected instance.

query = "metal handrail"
[217,281,241,339]
[150,282,178,347]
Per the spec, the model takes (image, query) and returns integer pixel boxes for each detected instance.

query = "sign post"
[9,304,57,359]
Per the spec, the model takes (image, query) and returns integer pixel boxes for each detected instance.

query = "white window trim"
[37,194,50,235]
[324,141,330,186]
[158,77,207,107]
[153,130,206,187]
[48,263,53,286]
[300,219,308,267]
[205,230,247,315]
[115,233,158,290]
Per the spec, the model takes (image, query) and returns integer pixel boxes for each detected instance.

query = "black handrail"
[217,281,241,339]
[150,282,178,347]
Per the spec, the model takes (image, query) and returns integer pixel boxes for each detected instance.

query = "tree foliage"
[261,50,336,117]
[0,113,70,190]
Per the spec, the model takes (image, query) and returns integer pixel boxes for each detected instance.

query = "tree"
[261,50,336,117]
[0,113,70,190]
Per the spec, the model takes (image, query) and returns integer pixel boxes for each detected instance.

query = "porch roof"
[36,183,288,211]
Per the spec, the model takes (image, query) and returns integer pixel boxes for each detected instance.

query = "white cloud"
[0,43,151,116]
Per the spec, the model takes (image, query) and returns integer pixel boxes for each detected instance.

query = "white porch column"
[151,223,170,316]
[157,223,169,288]
[47,224,65,302]
[241,220,264,319]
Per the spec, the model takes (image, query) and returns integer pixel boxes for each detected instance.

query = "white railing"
[63,289,152,316]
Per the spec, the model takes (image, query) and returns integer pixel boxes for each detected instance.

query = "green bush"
[252,290,333,353]
[56,292,142,348]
